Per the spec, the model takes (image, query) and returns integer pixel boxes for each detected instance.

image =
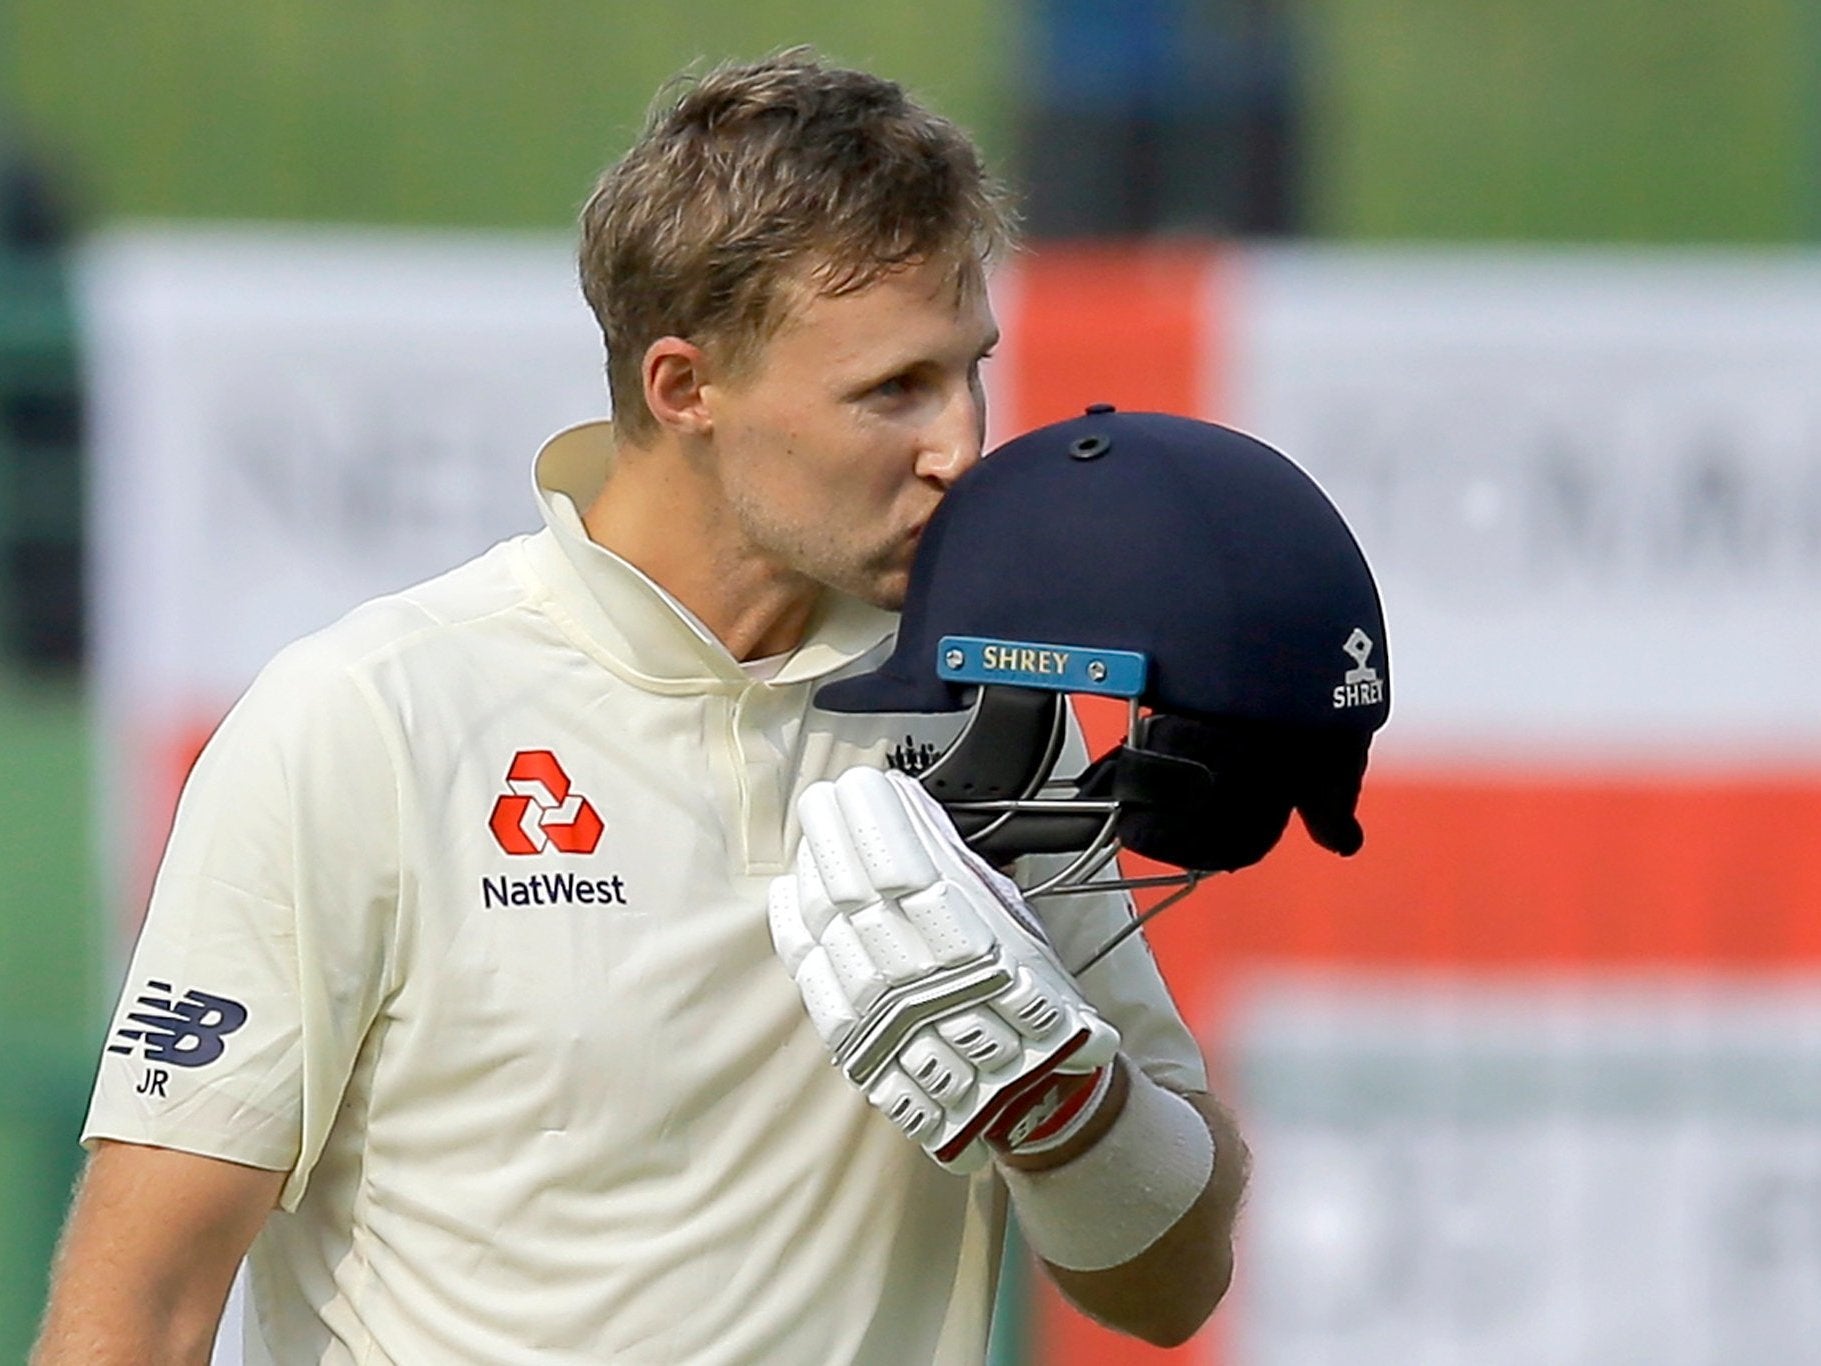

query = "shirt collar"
[523,420,897,691]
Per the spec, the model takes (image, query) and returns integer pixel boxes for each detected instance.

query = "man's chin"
[796,544,914,612]
[817,557,911,612]
[856,576,909,613]
[841,569,910,612]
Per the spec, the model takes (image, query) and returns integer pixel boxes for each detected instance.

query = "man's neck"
[579,436,821,662]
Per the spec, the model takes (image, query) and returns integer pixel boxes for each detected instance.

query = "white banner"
[80,227,607,699]
[1228,249,1821,767]
[1234,974,1821,1366]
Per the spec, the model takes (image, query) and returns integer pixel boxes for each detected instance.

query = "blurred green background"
[4,0,1815,236]
[1,0,1816,1358]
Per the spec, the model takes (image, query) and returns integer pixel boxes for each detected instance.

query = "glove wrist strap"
[990,1064,1115,1156]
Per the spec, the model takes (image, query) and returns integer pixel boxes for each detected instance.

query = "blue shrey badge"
[936,635,1148,698]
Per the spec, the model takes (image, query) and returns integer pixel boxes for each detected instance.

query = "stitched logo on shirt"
[489,749,605,855]
[107,981,249,1068]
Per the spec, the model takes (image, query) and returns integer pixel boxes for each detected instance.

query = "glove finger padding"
[769,767,1120,1173]
[766,874,816,974]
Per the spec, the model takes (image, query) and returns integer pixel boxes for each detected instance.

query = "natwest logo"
[489,750,604,855]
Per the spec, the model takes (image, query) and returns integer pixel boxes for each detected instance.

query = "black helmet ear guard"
[1089,713,1371,872]
[815,406,1390,919]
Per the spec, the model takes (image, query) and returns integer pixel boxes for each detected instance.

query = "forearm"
[999,1061,1248,1347]
[34,1281,223,1366]
[36,1214,233,1365]
[34,1142,280,1366]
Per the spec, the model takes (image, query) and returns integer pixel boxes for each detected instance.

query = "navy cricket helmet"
[817,406,1390,881]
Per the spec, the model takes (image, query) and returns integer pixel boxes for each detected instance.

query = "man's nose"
[915,386,986,490]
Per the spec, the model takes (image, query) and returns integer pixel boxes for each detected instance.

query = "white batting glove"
[769,767,1120,1173]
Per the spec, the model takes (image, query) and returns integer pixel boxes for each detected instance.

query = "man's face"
[700,255,1000,611]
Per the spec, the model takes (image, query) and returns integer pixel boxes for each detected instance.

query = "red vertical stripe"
[131,712,228,935]
[1006,242,1224,429]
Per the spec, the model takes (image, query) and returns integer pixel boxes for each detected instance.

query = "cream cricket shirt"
[85,421,1208,1365]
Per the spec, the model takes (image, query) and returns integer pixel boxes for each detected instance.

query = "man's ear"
[642,336,714,437]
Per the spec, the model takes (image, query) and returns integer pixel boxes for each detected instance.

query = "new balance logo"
[1333,627,1385,709]
[108,981,248,1069]
[489,750,604,855]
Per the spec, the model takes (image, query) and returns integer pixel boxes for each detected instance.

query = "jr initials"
[136,1068,169,1097]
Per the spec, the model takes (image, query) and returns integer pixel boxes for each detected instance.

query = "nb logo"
[489,749,605,855]
[108,981,249,1069]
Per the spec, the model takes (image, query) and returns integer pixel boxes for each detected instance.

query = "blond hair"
[578,49,1014,442]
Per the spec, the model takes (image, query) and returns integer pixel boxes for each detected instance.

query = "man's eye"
[874,374,913,398]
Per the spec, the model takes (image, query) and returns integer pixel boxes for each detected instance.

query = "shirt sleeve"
[83,635,401,1210]
[1022,705,1210,1096]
